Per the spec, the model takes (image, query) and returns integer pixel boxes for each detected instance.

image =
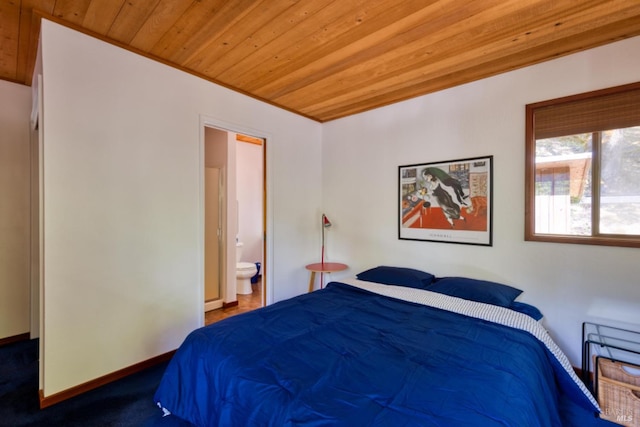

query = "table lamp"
[321,213,331,264]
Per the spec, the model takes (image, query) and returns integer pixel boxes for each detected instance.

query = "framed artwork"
[399,155,493,246]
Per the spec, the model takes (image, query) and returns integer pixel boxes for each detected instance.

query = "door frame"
[199,116,272,319]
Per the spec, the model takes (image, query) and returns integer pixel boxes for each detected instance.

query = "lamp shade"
[322,214,332,228]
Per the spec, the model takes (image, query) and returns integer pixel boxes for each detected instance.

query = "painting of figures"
[399,156,493,246]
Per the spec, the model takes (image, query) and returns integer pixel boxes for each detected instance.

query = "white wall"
[39,20,322,397]
[0,80,31,340]
[237,140,263,266]
[322,35,640,367]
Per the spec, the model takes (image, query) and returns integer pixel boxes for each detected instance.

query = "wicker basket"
[597,357,640,427]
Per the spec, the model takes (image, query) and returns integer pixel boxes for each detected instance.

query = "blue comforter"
[154,281,606,427]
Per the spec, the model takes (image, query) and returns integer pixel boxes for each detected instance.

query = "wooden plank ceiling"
[2,0,640,122]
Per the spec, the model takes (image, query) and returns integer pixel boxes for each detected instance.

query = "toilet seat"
[237,262,257,271]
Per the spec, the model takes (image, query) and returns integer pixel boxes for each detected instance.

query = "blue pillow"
[356,266,435,289]
[427,276,522,307]
[510,301,543,321]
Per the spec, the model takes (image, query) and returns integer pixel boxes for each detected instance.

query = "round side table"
[305,262,348,292]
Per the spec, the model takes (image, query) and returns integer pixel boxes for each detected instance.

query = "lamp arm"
[321,220,325,264]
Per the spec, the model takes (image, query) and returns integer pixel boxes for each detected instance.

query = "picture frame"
[399,155,493,246]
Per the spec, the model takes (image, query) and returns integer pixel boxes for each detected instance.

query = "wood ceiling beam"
[51,0,92,27]
[214,0,411,88]
[269,0,593,107]
[81,0,126,35]
[187,0,337,78]
[275,0,640,113]
[128,0,194,52]
[309,15,640,121]
[240,0,485,96]
[4,0,640,121]
[147,0,235,62]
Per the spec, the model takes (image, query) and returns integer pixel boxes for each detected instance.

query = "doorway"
[203,124,266,318]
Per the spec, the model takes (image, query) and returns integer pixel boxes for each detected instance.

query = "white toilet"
[236,242,258,295]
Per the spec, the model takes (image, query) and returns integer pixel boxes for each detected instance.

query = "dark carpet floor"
[0,338,185,427]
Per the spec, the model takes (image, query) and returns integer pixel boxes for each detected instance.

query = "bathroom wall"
[236,140,263,267]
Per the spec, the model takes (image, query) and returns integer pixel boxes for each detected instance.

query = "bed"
[154,266,613,427]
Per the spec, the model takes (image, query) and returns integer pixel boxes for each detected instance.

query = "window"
[525,82,640,247]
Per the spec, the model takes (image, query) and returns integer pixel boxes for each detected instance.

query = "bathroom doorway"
[203,123,266,320]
